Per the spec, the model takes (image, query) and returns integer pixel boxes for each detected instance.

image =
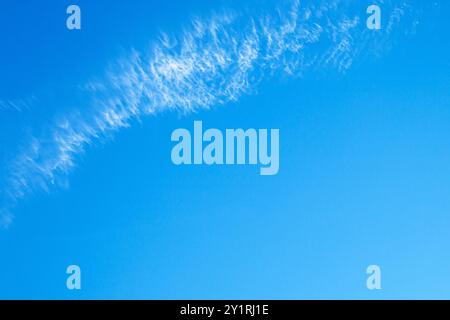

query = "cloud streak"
[0,96,36,112]
[0,0,420,227]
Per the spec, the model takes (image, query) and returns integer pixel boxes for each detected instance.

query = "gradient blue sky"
[0,0,449,299]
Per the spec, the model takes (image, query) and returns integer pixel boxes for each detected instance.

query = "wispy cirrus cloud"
[0,0,420,227]
[0,96,37,112]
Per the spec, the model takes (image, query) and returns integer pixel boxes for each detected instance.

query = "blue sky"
[0,0,449,299]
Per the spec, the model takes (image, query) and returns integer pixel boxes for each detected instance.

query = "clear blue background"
[0,0,449,299]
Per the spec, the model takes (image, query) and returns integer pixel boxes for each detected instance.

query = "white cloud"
[0,96,37,112]
[0,0,419,227]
